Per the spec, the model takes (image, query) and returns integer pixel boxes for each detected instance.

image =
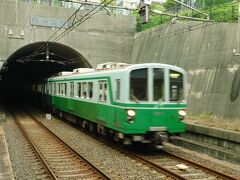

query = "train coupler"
[151,131,168,148]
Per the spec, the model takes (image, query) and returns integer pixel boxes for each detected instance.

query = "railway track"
[102,142,237,180]
[72,121,238,180]
[134,149,238,180]
[18,108,238,180]
[11,109,110,180]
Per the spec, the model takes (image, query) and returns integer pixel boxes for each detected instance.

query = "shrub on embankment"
[135,0,238,32]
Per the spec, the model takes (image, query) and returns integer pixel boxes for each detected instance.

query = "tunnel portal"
[0,42,91,84]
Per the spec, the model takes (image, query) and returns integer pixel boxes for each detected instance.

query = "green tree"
[101,0,116,5]
[163,0,180,10]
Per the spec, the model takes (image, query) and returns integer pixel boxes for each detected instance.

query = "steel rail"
[75,123,238,180]
[27,108,238,180]
[117,147,187,180]
[26,111,111,180]
[71,125,186,180]
[161,148,238,180]
[12,111,57,180]
[12,109,110,180]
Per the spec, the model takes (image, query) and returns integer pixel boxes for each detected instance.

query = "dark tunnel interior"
[0,41,91,104]
[0,41,91,84]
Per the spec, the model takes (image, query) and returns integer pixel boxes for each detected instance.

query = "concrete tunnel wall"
[0,1,135,69]
[130,22,240,118]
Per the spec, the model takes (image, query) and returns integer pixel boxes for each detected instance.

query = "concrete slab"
[186,123,240,144]
[172,123,240,164]
[0,126,14,180]
[174,136,240,164]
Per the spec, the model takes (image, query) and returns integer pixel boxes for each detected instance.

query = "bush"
[134,0,238,32]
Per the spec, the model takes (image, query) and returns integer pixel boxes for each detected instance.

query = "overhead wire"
[52,0,113,42]
[23,1,36,28]
[19,0,113,62]
[23,3,86,61]
[157,22,215,41]
[18,0,234,63]
[136,0,237,41]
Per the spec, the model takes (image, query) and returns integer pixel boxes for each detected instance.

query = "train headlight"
[178,110,187,121]
[127,109,136,117]
[178,110,187,116]
[126,109,136,123]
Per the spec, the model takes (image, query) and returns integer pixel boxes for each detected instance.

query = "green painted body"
[33,63,187,136]
[42,93,186,134]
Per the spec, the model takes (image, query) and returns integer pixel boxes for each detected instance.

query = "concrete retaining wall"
[187,123,240,145]
[175,123,240,164]
[131,22,240,118]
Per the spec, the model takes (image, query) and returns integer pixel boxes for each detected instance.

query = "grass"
[186,112,240,132]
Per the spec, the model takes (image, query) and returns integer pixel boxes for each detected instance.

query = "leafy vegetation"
[163,0,180,10]
[135,0,238,32]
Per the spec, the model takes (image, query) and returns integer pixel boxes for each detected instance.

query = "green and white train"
[30,62,187,147]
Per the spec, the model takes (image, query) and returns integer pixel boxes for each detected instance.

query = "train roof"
[47,63,186,81]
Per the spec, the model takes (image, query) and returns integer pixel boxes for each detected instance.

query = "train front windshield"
[130,68,148,101]
[130,68,184,102]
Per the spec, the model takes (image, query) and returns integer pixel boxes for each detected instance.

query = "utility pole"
[139,0,151,24]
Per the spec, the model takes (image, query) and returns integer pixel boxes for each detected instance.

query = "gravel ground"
[2,111,49,180]
[34,108,240,179]
[3,107,240,179]
[163,143,240,179]
[33,110,169,180]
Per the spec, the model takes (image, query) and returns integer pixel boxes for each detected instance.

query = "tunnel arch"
[0,41,91,83]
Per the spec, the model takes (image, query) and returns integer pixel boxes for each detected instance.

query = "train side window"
[104,83,107,101]
[153,68,164,101]
[77,82,81,97]
[47,83,49,94]
[37,84,41,92]
[169,70,184,101]
[32,84,35,91]
[130,68,148,101]
[57,83,60,95]
[60,83,63,95]
[48,83,50,94]
[53,83,56,95]
[116,79,120,101]
[70,82,74,97]
[88,82,93,99]
[45,83,48,94]
[49,83,52,95]
[98,81,107,102]
[64,83,67,96]
[42,83,45,93]
[83,82,87,98]
[99,83,103,100]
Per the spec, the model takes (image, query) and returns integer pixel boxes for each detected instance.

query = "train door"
[68,82,74,111]
[96,80,113,124]
[41,83,45,108]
